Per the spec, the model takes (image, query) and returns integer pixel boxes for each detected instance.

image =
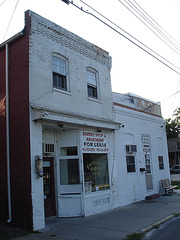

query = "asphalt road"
[143,216,180,240]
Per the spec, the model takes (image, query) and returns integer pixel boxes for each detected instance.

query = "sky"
[0,0,180,119]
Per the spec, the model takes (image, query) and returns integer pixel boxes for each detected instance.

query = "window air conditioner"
[43,143,55,154]
[126,145,137,153]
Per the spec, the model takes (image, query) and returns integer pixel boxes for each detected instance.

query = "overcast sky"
[0,0,180,119]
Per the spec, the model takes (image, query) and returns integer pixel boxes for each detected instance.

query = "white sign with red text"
[82,131,108,153]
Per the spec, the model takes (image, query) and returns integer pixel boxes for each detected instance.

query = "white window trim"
[86,67,100,101]
[126,154,136,173]
[52,53,70,93]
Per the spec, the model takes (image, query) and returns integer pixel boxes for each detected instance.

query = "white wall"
[28,10,113,121]
[113,104,170,206]
[30,119,45,230]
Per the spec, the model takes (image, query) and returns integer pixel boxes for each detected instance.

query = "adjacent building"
[0,10,170,230]
[167,137,180,167]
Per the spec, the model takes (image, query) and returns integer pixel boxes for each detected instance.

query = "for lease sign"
[82,131,108,153]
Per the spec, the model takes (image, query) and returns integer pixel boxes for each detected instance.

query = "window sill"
[84,189,110,197]
[88,96,101,104]
[53,87,71,96]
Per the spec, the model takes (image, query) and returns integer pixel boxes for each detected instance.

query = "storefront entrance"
[144,153,153,191]
[43,158,56,217]
[57,131,83,217]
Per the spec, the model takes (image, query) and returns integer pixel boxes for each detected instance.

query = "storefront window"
[60,159,80,184]
[83,153,109,193]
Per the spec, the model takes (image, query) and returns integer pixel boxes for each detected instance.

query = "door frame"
[43,157,56,217]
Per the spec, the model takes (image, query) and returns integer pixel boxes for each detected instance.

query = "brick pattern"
[31,13,110,68]
[0,28,33,228]
[0,47,8,220]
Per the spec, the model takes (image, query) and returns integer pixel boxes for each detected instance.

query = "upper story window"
[86,68,98,99]
[52,55,68,91]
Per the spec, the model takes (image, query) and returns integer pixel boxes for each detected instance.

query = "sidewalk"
[14,191,180,240]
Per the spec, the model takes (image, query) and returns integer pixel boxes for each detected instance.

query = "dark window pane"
[53,73,57,87]
[88,85,97,98]
[158,156,164,170]
[61,146,78,156]
[127,165,135,172]
[53,72,67,90]
[126,156,136,172]
[60,159,80,185]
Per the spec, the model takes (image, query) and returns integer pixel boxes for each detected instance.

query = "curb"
[140,210,180,233]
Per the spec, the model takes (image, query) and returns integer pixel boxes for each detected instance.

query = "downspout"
[6,43,12,223]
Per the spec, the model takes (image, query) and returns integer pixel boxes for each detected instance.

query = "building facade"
[0,10,170,231]
[167,138,180,167]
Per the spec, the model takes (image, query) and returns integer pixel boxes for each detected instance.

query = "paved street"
[143,216,180,240]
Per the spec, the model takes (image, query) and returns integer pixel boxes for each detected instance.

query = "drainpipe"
[6,43,12,223]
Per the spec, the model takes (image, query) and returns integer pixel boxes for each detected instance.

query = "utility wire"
[72,0,180,74]
[168,79,180,117]
[142,90,180,112]
[127,0,180,50]
[2,0,20,41]
[131,0,180,48]
[128,0,180,52]
[0,0,6,7]
[62,0,180,117]
[118,0,180,54]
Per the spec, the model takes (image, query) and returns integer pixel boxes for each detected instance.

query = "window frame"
[83,153,110,193]
[86,68,99,100]
[126,154,136,173]
[145,153,151,174]
[158,156,164,170]
[52,54,70,92]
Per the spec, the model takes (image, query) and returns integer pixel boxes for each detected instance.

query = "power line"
[118,0,180,54]
[142,90,180,112]
[2,0,20,41]
[68,0,180,75]
[0,0,6,7]
[131,0,180,48]
[168,79,180,117]
[79,0,180,71]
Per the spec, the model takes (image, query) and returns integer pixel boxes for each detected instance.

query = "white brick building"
[0,10,170,231]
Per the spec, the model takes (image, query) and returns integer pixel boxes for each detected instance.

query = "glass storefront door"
[58,142,83,217]
[43,158,56,217]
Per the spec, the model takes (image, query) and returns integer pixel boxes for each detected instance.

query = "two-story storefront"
[0,10,170,231]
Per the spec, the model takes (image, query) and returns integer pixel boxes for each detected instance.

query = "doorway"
[43,158,56,217]
[144,153,153,191]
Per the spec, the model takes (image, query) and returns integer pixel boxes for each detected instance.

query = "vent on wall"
[126,145,137,153]
[43,143,55,154]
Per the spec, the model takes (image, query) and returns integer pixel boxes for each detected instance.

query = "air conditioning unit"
[43,143,55,154]
[126,145,137,153]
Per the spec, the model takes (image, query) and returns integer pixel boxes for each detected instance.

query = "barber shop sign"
[82,131,109,153]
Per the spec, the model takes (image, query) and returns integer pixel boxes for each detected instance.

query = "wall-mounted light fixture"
[35,156,43,177]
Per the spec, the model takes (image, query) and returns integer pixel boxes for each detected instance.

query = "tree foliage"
[166,107,180,139]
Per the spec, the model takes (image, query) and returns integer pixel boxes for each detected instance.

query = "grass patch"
[171,181,180,189]
[152,224,160,229]
[122,232,145,240]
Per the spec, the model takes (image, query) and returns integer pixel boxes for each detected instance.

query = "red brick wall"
[0,23,32,228]
[0,47,8,221]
